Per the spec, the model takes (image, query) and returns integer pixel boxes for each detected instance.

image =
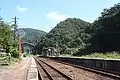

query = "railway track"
[34,57,73,80]
[35,57,120,80]
[49,58,120,80]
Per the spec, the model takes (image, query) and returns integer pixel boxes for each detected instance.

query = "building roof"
[21,42,35,46]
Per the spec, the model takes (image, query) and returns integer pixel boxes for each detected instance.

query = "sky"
[0,0,119,32]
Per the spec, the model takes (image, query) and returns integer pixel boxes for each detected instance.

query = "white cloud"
[16,5,27,12]
[46,12,68,21]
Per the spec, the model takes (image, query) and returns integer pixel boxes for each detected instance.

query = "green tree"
[0,19,18,57]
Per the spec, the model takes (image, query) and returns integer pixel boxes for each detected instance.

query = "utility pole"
[16,29,25,63]
[18,33,21,63]
[12,16,21,63]
[12,16,19,40]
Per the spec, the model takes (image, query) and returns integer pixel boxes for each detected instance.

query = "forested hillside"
[75,3,120,55]
[35,18,91,54]
[22,28,47,44]
[35,3,120,56]
[90,3,120,52]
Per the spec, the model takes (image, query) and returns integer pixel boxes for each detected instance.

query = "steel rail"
[35,57,73,80]
[49,58,120,80]
[35,59,44,80]
[35,58,53,80]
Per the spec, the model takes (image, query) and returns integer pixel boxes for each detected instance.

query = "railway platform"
[0,56,38,80]
[27,57,38,80]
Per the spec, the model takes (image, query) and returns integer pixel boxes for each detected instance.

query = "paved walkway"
[0,57,31,80]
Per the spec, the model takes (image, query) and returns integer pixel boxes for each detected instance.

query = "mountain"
[21,28,47,44]
[35,3,120,55]
[43,18,91,54]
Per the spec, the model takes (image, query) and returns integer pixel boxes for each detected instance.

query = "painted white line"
[21,57,31,70]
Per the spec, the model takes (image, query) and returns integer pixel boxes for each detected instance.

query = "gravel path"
[40,58,116,80]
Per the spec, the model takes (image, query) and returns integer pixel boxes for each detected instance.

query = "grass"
[81,52,120,59]
[60,51,120,59]
[59,54,72,57]
[10,57,18,64]
[0,57,18,66]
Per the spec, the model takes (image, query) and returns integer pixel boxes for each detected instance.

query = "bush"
[9,47,18,58]
[64,48,71,54]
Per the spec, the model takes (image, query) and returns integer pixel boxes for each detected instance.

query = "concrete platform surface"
[0,57,31,80]
[27,57,38,80]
